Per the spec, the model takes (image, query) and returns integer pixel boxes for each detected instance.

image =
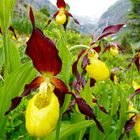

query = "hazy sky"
[51,0,118,18]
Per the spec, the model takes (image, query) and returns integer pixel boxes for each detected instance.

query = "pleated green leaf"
[46,120,94,140]
[0,61,37,135]
[0,0,16,32]
[57,37,72,85]
[7,36,21,74]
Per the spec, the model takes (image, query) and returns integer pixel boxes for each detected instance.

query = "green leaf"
[0,0,16,32]
[46,120,95,140]
[7,36,21,74]
[57,37,72,85]
[117,86,128,136]
[0,61,37,135]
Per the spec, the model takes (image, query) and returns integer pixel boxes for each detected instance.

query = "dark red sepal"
[57,0,66,9]
[66,12,80,24]
[72,50,86,93]
[29,6,35,27]
[53,11,59,18]
[75,94,104,133]
[72,50,86,78]
[51,77,68,106]
[5,76,45,115]
[128,88,140,102]
[26,28,62,76]
[27,7,62,75]
[82,55,89,69]
[131,52,140,71]
[93,46,101,53]
[9,26,17,39]
[92,98,108,114]
[90,41,96,46]
[98,24,125,41]
[90,78,96,87]
[118,115,136,140]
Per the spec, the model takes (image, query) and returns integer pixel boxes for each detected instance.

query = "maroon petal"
[26,7,62,75]
[93,46,101,53]
[66,12,80,24]
[72,50,87,93]
[51,77,69,106]
[72,50,86,78]
[5,76,45,115]
[82,55,90,69]
[134,57,140,71]
[57,0,66,9]
[98,24,125,40]
[53,11,59,18]
[90,41,96,46]
[75,95,104,133]
[119,115,136,140]
[9,26,17,39]
[29,7,35,27]
[90,78,96,87]
[128,88,140,102]
[92,98,108,114]
[125,117,135,135]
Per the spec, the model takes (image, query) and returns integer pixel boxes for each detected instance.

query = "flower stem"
[3,32,9,80]
[69,45,89,52]
[55,113,62,140]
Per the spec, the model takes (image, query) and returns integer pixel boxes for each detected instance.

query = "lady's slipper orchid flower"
[86,50,110,81]
[128,52,140,71]
[102,42,122,56]
[5,7,68,137]
[26,79,59,137]
[109,45,119,56]
[53,0,79,28]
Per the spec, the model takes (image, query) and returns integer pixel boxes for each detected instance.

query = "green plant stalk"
[3,31,9,79]
[69,45,89,52]
[0,32,9,139]
[55,113,62,140]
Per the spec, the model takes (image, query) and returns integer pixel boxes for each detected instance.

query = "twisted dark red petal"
[57,0,66,8]
[53,11,59,18]
[75,95,104,133]
[118,115,136,140]
[26,7,62,75]
[51,77,69,106]
[66,12,80,24]
[5,76,45,115]
[98,24,125,40]
[29,6,35,27]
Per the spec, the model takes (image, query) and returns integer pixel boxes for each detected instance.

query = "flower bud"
[25,81,59,137]
[55,9,66,25]
[110,46,119,56]
[86,58,110,81]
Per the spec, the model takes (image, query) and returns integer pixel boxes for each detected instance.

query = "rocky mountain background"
[94,0,130,34]
[15,0,130,34]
